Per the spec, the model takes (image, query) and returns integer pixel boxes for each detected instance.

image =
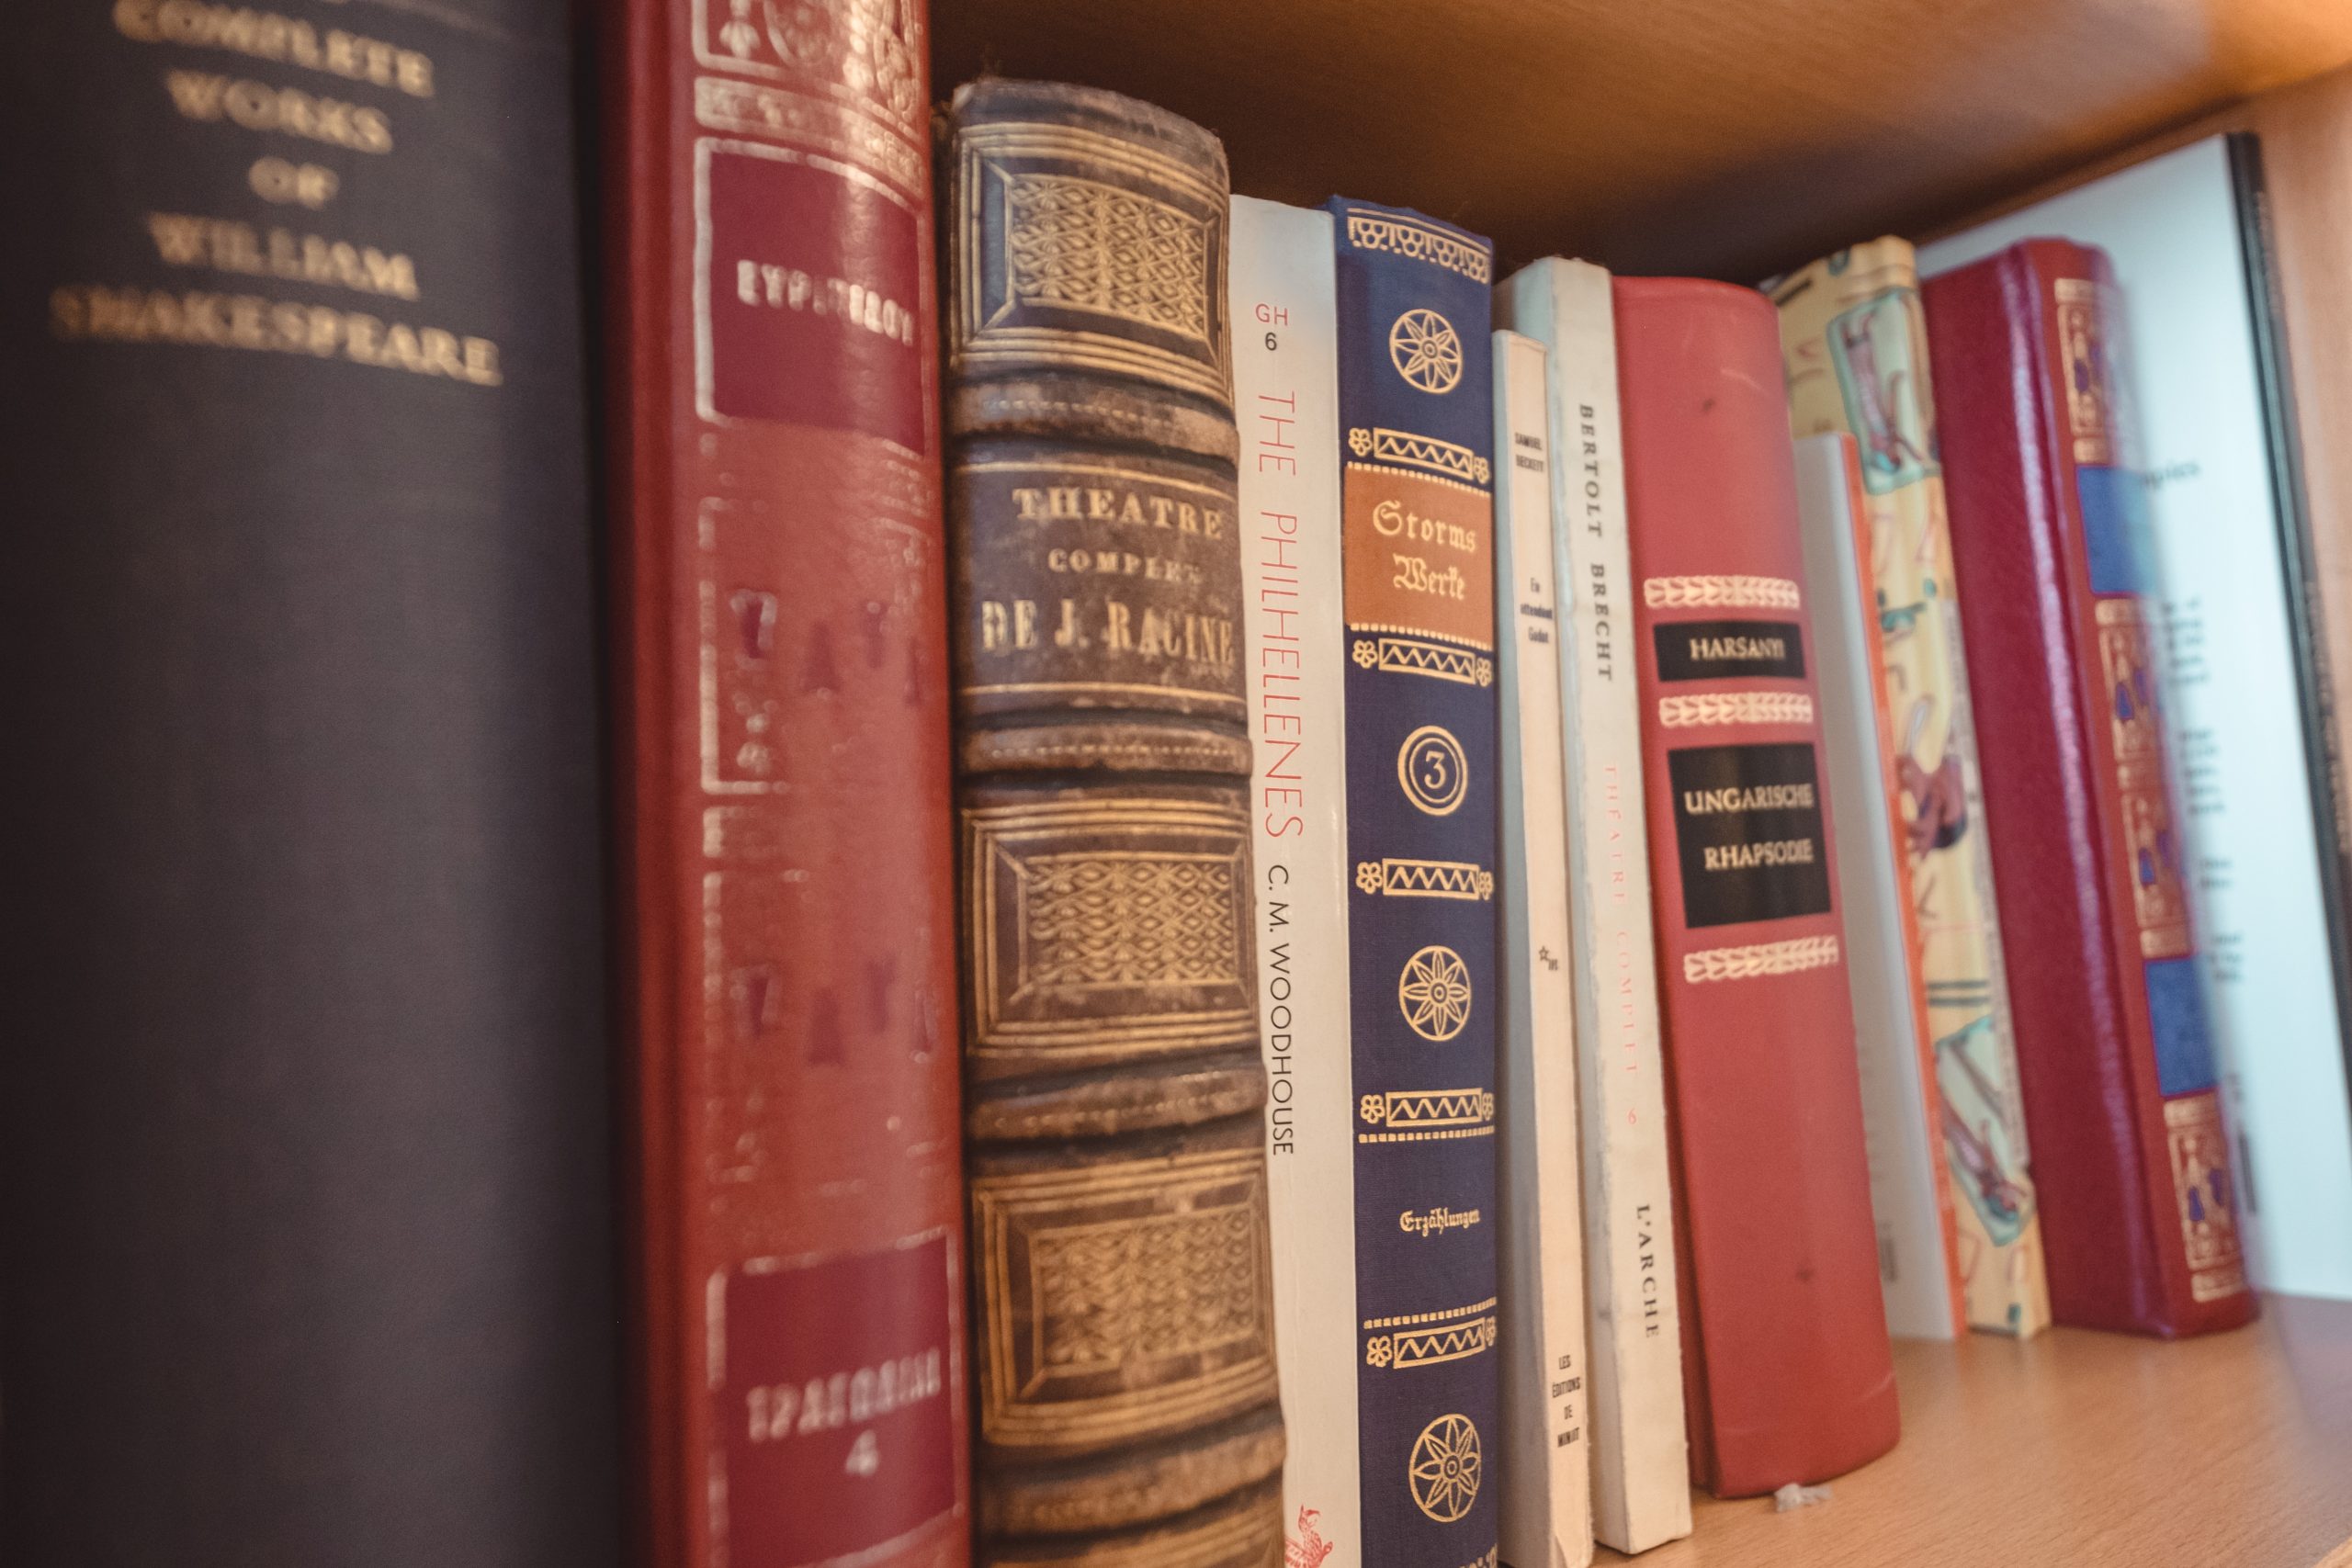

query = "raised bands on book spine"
[945,80,1284,1568]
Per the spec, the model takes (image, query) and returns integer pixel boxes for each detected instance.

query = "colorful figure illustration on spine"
[1936,1014,2032,1247]
[1827,291,1938,494]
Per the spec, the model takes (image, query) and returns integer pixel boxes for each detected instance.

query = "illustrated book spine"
[1770,237,2050,1337]
[3,0,618,1559]
[1616,276,1899,1496]
[1791,431,1962,1341]
[1326,197,1502,1568]
[1233,194,1363,1568]
[602,2,969,1565]
[1493,257,1691,1555]
[1922,239,2257,1337]
[944,82,1285,1567]
[1492,329,1597,1568]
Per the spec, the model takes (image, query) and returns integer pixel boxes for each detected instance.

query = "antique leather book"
[1615,276,1900,1495]
[1328,198,1502,1568]
[2,1,617,1562]
[1922,240,2258,1337]
[602,3,967,1565]
[1493,259,1691,1554]
[944,82,1284,1568]
[1772,238,2050,1338]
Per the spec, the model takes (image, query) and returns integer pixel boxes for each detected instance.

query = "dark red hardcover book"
[1616,276,1899,1496]
[1922,241,2256,1337]
[600,4,969,1565]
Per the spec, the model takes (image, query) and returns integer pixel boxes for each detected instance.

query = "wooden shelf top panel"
[1600,1294,2352,1567]
[934,0,2352,279]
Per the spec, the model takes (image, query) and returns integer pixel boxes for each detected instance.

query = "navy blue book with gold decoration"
[1328,197,1501,1568]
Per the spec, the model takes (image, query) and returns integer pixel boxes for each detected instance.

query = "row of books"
[11,0,2351,1563]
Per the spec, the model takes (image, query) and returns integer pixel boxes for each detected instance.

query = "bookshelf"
[926,9,2352,1566]
[933,0,2352,279]
[1600,1294,2352,1566]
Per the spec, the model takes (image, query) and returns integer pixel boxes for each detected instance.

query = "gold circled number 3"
[1396,725,1467,817]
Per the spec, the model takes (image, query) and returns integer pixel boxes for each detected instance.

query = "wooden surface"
[1594,1295,2352,1566]
[934,0,2352,280]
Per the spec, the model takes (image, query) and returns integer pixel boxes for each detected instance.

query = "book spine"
[1792,432,1960,1341]
[1326,198,1502,1568]
[1233,196,1363,1568]
[1494,261,1690,1555]
[1926,243,2256,1335]
[5,0,617,1558]
[2232,131,2352,1231]
[1493,331,1596,1568]
[1616,276,1897,1496]
[605,3,969,1565]
[944,83,1285,1566]
[1770,238,2050,1337]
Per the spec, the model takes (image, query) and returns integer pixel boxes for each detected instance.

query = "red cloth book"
[601,3,970,1565]
[1616,276,1900,1495]
[1922,240,2256,1337]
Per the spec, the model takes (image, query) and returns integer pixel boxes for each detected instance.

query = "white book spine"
[1791,433,1964,1340]
[1496,259,1692,1556]
[1494,331,1596,1568]
[1231,195,1363,1568]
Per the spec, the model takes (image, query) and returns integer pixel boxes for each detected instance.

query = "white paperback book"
[1495,259,1691,1555]
[1493,330,1596,1568]
[1791,432,1964,1340]
[1922,137,2352,1300]
[1231,195,1364,1566]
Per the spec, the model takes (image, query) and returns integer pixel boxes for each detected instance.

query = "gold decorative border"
[1358,1088,1496,1129]
[1365,1314,1497,1370]
[1346,425,1490,485]
[951,123,1230,408]
[1681,934,1841,983]
[971,1146,1276,1450]
[692,75,924,197]
[964,796,1255,1060]
[1642,574,1803,610]
[1349,635,1495,685]
[1353,858,1493,899]
[1341,208,1493,283]
[1357,1126,1495,1145]
[1656,691,1815,728]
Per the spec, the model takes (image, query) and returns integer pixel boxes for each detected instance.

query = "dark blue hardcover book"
[1327,197,1502,1568]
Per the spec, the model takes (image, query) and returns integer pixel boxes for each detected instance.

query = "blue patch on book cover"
[2145,956,2218,1097]
[2076,465,2153,596]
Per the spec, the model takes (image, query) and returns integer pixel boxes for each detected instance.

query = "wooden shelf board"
[934,0,2352,279]
[1598,1294,2352,1566]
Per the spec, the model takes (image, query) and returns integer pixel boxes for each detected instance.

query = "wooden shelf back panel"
[1600,1295,2352,1566]
[935,0,2352,278]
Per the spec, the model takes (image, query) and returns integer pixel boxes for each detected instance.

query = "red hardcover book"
[1616,277,1900,1496]
[1922,241,2256,1337]
[602,4,969,1566]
